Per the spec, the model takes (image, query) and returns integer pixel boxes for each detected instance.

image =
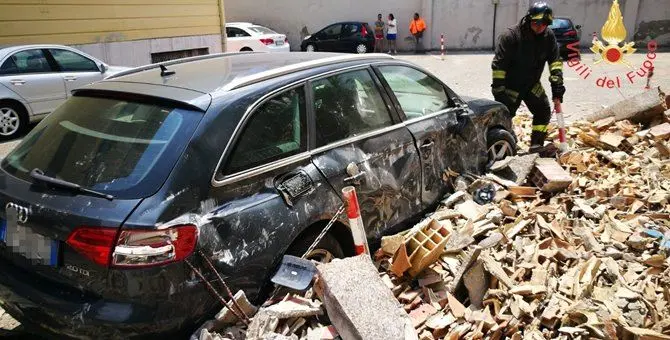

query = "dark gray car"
[0,52,515,338]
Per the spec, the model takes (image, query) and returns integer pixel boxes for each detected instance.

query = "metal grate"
[150,48,209,63]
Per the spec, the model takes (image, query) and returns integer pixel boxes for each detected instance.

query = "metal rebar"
[198,250,250,322]
[185,259,250,326]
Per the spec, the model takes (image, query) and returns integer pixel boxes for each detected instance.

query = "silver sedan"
[0,44,128,139]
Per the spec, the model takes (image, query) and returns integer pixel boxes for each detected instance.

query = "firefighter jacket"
[491,23,563,102]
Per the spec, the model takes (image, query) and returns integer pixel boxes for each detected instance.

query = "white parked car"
[225,22,290,53]
[0,44,128,139]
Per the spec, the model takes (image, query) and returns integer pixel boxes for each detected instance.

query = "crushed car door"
[374,65,464,208]
[308,67,422,240]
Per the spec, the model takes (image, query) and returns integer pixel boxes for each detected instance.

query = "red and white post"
[554,100,568,153]
[440,33,445,60]
[341,186,369,255]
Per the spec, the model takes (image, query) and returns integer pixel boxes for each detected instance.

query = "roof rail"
[221,53,394,91]
[105,51,261,80]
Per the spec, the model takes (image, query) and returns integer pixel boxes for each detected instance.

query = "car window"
[226,27,251,38]
[49,49,99,72]
[377,66,451,119]
[1,96,202,199]
[0,49,52,75]
[322,24,342,37]
[550,19,572,29]
[226,87,307,174]
[248,26,277,35]
[341,23,359,37]
[312,69,392,148]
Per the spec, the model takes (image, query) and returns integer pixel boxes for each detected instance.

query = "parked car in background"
[0,45,128,139]
[301,22,375,54]
[550,17,582,58]
[225,22,290,52]
[0,52,514,338]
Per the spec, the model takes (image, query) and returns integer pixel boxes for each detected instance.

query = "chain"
[266,204,346,304]
[301,204,346,259]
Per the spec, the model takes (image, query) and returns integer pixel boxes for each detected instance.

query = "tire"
[286,229,344,263]
[486,128,517,168]
[355,43,367,54]
[0,101,28,140]
[240,47,253,52]
[305,44,316,52]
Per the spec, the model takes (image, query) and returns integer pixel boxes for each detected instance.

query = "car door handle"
[420,140,435,149]
[9,79,25,86]
[64,76,78,82]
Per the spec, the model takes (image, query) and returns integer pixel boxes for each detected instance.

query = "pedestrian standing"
[409,12,426,54]
[373,14,385,53]
[491,2,565,156]
[387,13,398,54]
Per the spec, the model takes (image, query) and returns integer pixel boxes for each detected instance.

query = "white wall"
[225,0,670,51]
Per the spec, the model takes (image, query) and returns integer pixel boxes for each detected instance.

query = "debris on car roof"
[192,94,670,340]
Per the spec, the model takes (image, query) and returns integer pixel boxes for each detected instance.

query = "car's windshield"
[248,26,277,35]
[1,95,202,199]
[550,19,572,29]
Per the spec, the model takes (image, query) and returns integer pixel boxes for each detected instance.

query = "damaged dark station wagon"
[0,52,515,338]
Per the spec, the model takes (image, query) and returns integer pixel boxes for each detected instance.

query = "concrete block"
[316,255,418,340]
[529,159,573,193]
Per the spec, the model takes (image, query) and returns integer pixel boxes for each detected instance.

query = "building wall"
[0,0,226,66]
[225,0,421,51]
[225,0,669,51]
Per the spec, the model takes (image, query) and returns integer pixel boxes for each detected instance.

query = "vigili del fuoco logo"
[564,0,657,89]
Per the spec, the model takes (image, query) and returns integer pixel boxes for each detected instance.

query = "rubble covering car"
[0,51,514,338]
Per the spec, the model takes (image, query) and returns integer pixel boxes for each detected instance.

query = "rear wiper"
[30,168,114,201]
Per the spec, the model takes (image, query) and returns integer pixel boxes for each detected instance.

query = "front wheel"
[486,128,517,168]
[0,102,27,140]
[305,44,316,52]
[355,43,367,54]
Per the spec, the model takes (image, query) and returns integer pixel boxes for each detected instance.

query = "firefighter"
[491,2,566,155]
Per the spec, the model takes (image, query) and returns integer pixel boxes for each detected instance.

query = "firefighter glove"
[551,83,565,103]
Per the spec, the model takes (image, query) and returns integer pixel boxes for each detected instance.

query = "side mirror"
[575,25,582,30]
[100,63,108,73]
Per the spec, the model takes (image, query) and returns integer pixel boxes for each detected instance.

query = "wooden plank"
[0,26,221,45]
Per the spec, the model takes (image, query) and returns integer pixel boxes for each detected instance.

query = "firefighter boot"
[528,130,557,157]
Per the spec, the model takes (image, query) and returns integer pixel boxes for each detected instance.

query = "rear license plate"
[276,40,284,46]
[1,212,59,267]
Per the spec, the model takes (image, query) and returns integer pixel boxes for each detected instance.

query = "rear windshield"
[1,95,202,199]
[248,26,277,35]
[550,19,572,29]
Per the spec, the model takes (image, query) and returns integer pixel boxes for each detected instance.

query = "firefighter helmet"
[527,2,553,25]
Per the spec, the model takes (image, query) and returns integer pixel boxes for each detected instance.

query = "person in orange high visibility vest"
[409,13,426,54]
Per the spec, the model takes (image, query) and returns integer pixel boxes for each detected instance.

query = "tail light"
[66,227,117,267]
[66,225,197,268]
[260,38,274,45]
[284,37,289,43]
[565,30,577,36]
[361,24,368,37]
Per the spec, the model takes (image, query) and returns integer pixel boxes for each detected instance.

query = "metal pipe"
[493,2,498,50]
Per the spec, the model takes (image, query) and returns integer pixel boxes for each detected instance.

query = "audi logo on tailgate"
[6,203,30,223]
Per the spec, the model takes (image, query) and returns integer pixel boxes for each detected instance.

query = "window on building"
[150,48,209,63]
